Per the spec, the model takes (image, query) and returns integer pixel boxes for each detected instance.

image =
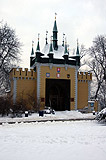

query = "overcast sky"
[0,0,106,68]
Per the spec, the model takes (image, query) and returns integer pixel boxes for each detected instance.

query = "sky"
[0,0,106,68]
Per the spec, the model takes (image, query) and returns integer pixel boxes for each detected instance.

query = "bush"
[0,96,11,116]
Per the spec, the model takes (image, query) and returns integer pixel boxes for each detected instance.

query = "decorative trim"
[13,78,17,104]
[49,64,53,69]
[35,62,79,69]
[65,64,68,70]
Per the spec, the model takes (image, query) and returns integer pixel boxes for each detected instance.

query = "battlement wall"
[10,68,36,79]
[78,72,92,81]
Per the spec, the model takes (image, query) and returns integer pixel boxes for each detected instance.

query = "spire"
[76,39,80,56]
[49,36,53,53]
[64,38,68,55]
[53,13,58,31]
[48,36,54,60]
[63,38,68,62]
[62,33,65,47]
[67,44,69,55]
[36,33,40,52]
[31,41,34,56]
[53,13,58,50]
[45,31,48,45]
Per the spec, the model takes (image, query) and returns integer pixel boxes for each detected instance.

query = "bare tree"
[80,44,87,59]
[0,22,22,94]
[85,35,106,108]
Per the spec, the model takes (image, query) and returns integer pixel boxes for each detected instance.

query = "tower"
[30,41,35,68]
[53,13,58,50]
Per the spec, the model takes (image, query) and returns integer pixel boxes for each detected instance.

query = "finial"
[36,34,40,52]
[55,12,57,20]
[32,41,34,47]
[77,38,79,47]
[63,33,65,39]
[45,31,48,45]
[62,33,65,47]
[38,33,40,40]
[76,38,80,56]
[65,37,67,45]
[31,41,34,56]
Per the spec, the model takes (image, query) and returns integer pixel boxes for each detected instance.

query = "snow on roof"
[42,44,76,61]
[42,44,64,59]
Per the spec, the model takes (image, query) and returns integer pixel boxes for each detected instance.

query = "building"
[10,16,97,112]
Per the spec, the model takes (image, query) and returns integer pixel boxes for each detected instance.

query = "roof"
[42,44,76,61]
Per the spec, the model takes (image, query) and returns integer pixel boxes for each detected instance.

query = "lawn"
[0,120,106,160]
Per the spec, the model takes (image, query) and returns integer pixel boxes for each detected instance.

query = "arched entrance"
[45,79,70,111]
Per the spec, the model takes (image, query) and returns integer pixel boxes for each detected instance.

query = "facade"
[10,16,97,111]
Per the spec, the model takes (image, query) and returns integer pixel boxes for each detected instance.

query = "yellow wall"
[10,68,37,109]
[10,67,94,111]
[77,72,92,109]
[94,101,98,112]
[40,65,76,110]
[77,81,88,109]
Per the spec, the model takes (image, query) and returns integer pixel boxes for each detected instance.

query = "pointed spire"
[76,39,80,56]
[31,41,34,56]
[53,13,58,31]
[45,31,48,45]
[62,33,65,47]
[53,13,58,50]
[64,38,68,55]
[36,33,40,52]
[67,44,69,55]
[49,36,53,53]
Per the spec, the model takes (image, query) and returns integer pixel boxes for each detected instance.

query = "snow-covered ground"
[0,111,95,124]
[0,120,106,160]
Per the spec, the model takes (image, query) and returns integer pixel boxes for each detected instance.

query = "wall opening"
[45,79,70,111]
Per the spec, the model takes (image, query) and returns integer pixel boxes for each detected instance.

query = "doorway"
[45,79,70,111]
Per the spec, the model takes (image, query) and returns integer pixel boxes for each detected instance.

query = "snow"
[42,44,76,60]
[98,108,106,115]
[0,120,106,160]
[96,108,106,121]
[0,111,95,124]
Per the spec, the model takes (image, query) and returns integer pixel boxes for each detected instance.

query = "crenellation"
[78,72,92,81]
[12,68,36,78]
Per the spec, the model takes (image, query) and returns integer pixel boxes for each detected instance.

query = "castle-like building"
[10,16,98,112]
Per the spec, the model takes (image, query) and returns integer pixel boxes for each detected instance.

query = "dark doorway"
[45,79,70,111]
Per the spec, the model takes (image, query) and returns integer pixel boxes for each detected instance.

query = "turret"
[63,39,68,63]
[45,31,48,45]
[53,13,58,50]
[36,34,40,52]
[35,34,44,62]
[48,36,54,61]
[62,33,65,47]
[30,41,35,68]
[76,39,80,56]
[76,39,80,66]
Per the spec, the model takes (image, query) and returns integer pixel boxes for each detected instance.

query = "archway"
[45,79,70,111]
